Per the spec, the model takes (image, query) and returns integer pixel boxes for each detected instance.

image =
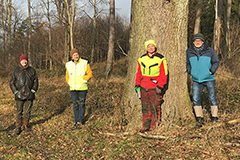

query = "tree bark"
[1,0,6,60]
[225,0,232,56]
[47,0,53,70]
[7,0,11,60]
[213,0,223,57]
[194,0,202,34]
[105,0,115,78]
[28,0,32,66]
[116,0,193,132]
[90,0,97,64]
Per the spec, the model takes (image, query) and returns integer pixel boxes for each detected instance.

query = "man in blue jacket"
[186,33,219,128]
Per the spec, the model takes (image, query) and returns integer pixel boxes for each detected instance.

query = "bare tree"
[64,0,75,50]
[194,0,202,34]
[105,0,115,77]
[225,0,232,55]
[6,0,11,60]
[115,0,193,132]
[213,0,223,57]
[28,0,32,65]
[41,0,53,70]
[1,0,6,59]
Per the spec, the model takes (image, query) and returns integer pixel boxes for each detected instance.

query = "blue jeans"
[70,90,87,123]
[192,80,218,106]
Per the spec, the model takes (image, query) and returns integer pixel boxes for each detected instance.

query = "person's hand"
[156,87,162,95]
[14,91,19,95]
[31,89,36,93]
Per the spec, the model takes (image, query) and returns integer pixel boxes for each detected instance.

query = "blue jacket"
[186,43,219,83]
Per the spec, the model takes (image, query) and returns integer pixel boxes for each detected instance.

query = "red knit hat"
[19,54,28,62]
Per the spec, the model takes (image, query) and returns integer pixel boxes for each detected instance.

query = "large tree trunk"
[105,0,115,78]
[194,0,202,34]
[117,0,193,132]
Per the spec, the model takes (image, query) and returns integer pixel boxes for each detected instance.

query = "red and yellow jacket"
[135,52,168,91]
[65,58,93,91]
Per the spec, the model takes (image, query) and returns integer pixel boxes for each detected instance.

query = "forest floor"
[0,58,240,159]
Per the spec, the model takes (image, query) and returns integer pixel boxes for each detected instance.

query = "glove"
[31,89,36,93]
[156,86,162,95]
[135,85,140,92]
[135,85,141,99]
[14,91,19,95]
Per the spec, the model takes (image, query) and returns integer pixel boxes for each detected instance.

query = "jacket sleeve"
[135,61,142,86]
[32,68,39,92]
[186,50,191,75]
[156,58,168,89]
[210,48,219,74]
[9,69,17,94]
[65,69,69,84]
[83,64,93,81]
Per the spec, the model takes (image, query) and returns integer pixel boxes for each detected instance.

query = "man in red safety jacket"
[135,40,168,133]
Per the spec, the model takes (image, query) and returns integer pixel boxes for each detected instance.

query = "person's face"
[72,52,79,62]
[147,44,156,54]
[20,59,28,67]
[193,39,204,48]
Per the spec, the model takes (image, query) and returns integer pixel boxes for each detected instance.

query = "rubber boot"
[23,118,31,132]
[195,117,204,129]
[139,113,150,133]
[15,118,22,135]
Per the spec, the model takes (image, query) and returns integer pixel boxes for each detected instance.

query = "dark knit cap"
[70,48,78,57]
[19,54,28,62]
[193,33,204,42]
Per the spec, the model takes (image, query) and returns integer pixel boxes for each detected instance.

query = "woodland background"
[0,0,240,159]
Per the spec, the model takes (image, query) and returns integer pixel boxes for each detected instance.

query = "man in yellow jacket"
[65,48,93,130]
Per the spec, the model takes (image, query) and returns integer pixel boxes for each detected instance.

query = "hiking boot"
[71,122,82,130]
[211,117,218,123]
[23,118,31,132]
[195,117,204,129]
[15,127,22,135]
[139,127,149,133]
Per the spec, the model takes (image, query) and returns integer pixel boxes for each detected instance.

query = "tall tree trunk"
[105,0,115,78]
[225,0,232,56]
[116,0,193,132]
[1,0,6,60]
[28,0,32,66]
[64,0,75,50]
[194,0,202,34]
[7,0,11,60]
[213,0,223,57]
[47,0,53,70]
[90,0,97,64]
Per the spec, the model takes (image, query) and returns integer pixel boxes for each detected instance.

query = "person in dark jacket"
[186,33,219,128]
[135,40,168,133]
[10,54,38,135]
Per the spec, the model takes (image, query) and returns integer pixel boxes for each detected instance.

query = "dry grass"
[0,58,239,159]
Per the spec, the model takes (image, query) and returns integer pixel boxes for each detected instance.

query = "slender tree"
[225,0,232,55]
[116,0,193,132]
[28,0,32,65]
[1,0,6,59]
[105,0,115,77]
[7,0,11,60]
[194,0,202,34]
[213,0,223,57]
